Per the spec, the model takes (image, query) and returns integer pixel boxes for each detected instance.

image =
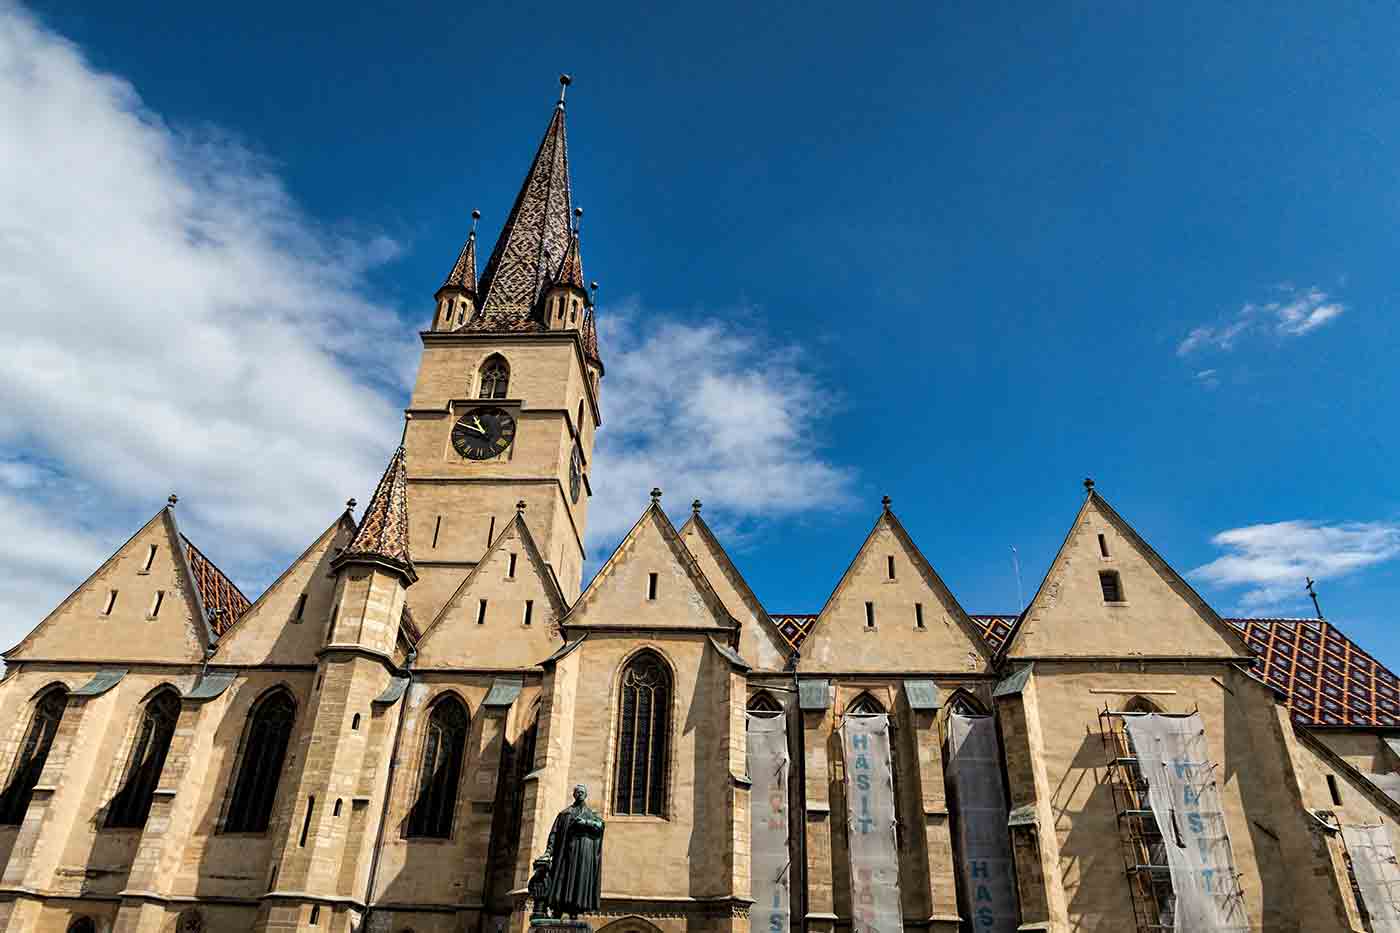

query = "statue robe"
[545,802,605,916]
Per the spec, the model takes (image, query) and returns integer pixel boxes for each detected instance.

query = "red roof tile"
[181,535,250,636]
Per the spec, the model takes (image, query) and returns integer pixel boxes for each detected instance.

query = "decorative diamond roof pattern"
[770,613,819,653]
[441,230,478,295]
[181,535,250,635]
[581,306,602,365]
[554,231,585,291]
[969,614,1018,654]
[1227,617,1400,728]
[341,446,414,575]
[477,103,573,316]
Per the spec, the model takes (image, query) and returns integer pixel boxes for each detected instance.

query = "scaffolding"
[1096,706,1248,932]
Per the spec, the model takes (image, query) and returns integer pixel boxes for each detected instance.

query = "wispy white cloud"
[1191,520,1400,614]
[1193,368,1220,389]
[0,3,415,649]
[589,301,855,550]
[1177,285,1345,356]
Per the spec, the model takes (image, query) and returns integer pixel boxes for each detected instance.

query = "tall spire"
[476,76,576,317]
[334,446,416,583]
[554,207,586,291]
[439,209,480,297]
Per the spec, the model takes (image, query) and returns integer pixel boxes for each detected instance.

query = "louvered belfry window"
[223,689,296,833]
[0,687,68,824]
[106,689,181,828]
[613,651,671,816]
[407,695,469,838]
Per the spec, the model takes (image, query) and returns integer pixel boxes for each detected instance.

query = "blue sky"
[2,1,1398,664]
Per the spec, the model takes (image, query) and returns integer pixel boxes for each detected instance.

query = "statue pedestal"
[530,920,593,933]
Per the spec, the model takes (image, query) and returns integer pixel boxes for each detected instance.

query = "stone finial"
[650,487,663,503]
[517,499,527,514]
[347,498,357,512]
[167,493,178,508]
[881,495,891,512]
[1083,477,1095,493]
[692,498,702,514]
[574,206,583,231]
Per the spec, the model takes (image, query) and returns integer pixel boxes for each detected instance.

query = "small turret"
[543,207,589,332]
[434,209,480,331]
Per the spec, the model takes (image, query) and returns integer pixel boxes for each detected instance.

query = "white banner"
[946,714,1019,932]
[841,714,902,933]
[748,713,791,933]
[1341,823,1400,932]
[1123,713,1247,932]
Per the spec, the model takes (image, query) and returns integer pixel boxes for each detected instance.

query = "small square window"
[1099,571,1123,603]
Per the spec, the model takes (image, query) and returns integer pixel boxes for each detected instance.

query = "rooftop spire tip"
[558,73,572,106]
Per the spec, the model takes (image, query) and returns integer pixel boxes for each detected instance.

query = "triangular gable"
[679,510,788,669]
[800,506,990,673]
[5,506,212,663]
[211,513,356,666]
[564,497,736,633]
[414,510,568,669]
[1000,488,1252,661]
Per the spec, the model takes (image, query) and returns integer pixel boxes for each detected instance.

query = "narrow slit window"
[292,593,307,623]
[431,515,442,549]
[914,603,925,629]
[486,516,496,548]
[1098,533,1110,557]
[102,590,118,616]
[508,553,518,578]
[299,796,316,847]
[1099,571,1123,602]
[309,905,320,925]
[887,555,896,580]
[351,713,360,731]
[141,544,157,572]
[865,602,876,628]
[148,591,165,619]
[647,573,658,601]
[333,798,342,817]
[477,599,488,625]
[1328,774,1342,806]
[523,600,534,626]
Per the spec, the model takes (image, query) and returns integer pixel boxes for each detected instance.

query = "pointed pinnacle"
[881,495,891,512]
[650,487,663,503]
[517,499,527,514]
[347,498,357,512]
[167,493,179,508]
[692,498,702,513]
[1083,477,1095,493]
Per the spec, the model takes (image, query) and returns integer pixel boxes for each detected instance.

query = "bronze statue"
[530,784,605,921]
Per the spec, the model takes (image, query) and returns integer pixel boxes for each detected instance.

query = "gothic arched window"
[847,692,885,716]
[0,687,68,824]
[946,690,987,717]
[66,918,96,933]
[478,355,509,399]
[747,691,782,716]
[223,688,297,834]
[613,651,671,816]
[407,695,469,838]
[106,688,181,828]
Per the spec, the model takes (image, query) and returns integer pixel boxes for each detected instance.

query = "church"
[2,77,1400,933]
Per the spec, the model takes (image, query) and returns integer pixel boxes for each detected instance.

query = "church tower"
[405,76,603,611]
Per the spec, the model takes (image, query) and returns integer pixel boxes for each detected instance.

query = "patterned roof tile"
[337,446,415,580]
[181,535,250,636]
[440,229,478,296]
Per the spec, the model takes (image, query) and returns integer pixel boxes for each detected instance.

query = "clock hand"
[460,422,485,435]
[472,416,486,432]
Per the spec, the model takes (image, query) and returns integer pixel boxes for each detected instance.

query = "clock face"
[451,407,516,460]
[569,446,582,503]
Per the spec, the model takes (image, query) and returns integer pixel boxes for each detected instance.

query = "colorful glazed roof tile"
[770,613,819,654]
[969,614,1018,654]
[181,535,250,636]
[337,446,415,581]
[440,229,478,296]
[554,230,585,291]
[581,306,602,367]
[1227,617,1400,728]
[476,101,573,318]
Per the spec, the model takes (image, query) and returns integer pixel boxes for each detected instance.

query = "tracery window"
[0,687,67,824]
[478,355,509,399]
[747,691,782,716]
[613,651,671,816]
[846,692,906,847]
[407,694,469,838]
[847,692,885,716]
[223,688,297,834]
[106,688,181,828]
[946,690,987,716]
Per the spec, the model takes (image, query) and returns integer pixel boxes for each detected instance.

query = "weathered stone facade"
[3,83,1399,933]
